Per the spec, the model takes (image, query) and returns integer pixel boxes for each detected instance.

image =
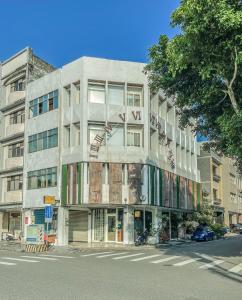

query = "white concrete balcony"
[8,91,25,105]
[176,129,181,144]
[181,132,186,148]
[4,190,22,204]
[166,122,173,140]
[5,157,23,170]
[6,123,24,137]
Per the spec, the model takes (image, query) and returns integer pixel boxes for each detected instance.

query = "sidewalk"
[0,233,239,254]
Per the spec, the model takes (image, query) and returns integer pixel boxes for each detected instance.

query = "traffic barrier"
[24,244,48,252]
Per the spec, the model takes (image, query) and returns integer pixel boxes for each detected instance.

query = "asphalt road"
[0,236,242,300]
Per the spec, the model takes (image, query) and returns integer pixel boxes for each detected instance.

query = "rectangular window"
[127,85,143,107]
[10,78,25,92]
[74,82,80,104]
[29,90,58,118]
[28,128,58,153]
[64,126,71,148]
[88,123,106,145]
[127,125,143,147]
[8,142,24,158]
[108,83,124,105]
[7,175,23,191]
[27,167,57,189]
[64,86,71,106]
[74,123,80,146]
[107,123,124,146]
[88,82,105,104]
[9,109,25,125]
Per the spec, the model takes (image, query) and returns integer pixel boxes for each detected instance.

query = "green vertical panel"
[61,165,67,206]
[197,183,201,210]
[159,169,163,207]
[77,162,82,205]
[150,166,155,206]
[176,175,180,208]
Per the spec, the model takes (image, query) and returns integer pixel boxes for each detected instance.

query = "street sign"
[45,205,53,223]
[44,195,55,205]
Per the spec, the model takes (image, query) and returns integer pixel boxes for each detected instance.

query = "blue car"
[191,226,215,241]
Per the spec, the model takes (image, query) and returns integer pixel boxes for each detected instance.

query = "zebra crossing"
[0,251,241,275]
[80,251,242,274]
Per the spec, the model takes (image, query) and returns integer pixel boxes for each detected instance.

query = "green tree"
[145,0,242,170]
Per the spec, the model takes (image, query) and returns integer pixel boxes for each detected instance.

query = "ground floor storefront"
[24,206,194,246]
[0,208,22,240]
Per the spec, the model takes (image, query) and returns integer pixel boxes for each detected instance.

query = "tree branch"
[224,47,240,114]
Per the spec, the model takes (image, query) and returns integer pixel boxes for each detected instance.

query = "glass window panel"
[108,85,124,105]
[88,84,105,104]
[107,125,124,146]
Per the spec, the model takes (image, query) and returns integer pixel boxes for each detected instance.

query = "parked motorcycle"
[135,229,149,246]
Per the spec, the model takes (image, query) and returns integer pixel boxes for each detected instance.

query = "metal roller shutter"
[69,211,88,242]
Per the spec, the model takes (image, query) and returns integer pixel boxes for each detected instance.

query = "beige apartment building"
[198,146,242,225]
[0,48,54,239]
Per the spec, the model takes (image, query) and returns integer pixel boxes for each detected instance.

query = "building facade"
[0,48,54,239]
[22,56,201,245]
[198,147,242,225]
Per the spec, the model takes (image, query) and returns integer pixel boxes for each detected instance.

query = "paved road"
[0,236,241,300]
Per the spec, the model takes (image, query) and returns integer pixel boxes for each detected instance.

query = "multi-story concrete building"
[0,48,54,239]
[22,56,201,245]
[198,147,242,225]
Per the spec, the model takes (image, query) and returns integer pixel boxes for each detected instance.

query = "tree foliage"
[145,0,242,170]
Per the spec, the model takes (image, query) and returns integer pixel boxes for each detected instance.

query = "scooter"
[135,229,149,246]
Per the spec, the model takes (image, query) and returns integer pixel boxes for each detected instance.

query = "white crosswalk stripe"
[21,256,58,261]
[113,253,144,260]
[82,252,113,257]
[228,263,242,274]
[1,257,39,263]
[97,252,127,258]
[131,254,161,262]
[173,258,201,267]
[39,254,74,259]
[151,256,179,264]
[199,260,224,269]
[0,261,16,266]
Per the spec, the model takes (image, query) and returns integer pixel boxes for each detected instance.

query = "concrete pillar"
[123,206,134,244]
[57,207,69,246]
[0,212,4,240]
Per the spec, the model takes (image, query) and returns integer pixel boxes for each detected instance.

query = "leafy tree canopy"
[145,0,242,170]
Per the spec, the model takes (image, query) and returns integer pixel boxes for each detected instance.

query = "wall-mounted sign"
[44,195,55,205]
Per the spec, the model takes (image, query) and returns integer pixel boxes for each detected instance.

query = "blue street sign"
[45,205,53,223]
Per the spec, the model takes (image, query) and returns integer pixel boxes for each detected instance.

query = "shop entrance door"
[107,215,116,242]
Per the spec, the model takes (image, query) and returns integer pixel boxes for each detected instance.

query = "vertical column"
[123,206,134,244]
[57,207,69,246]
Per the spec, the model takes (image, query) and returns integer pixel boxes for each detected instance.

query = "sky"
[0,0,180,68]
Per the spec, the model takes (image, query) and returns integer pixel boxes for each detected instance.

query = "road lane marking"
[228,263,242,274]
[0,261,16,266]
[1,257,39,263]
[21,256,58,261]
[199,260,224,269]
[151,256,179,264]
[97,252,127,258]
[39,255,74,258]
[82,252,113,257]
[173,258,201,266]
[131,254,161,262]
[113,253,144,260]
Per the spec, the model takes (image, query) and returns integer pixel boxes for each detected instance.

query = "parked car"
[191,226,215,241]
[230,223,242,234]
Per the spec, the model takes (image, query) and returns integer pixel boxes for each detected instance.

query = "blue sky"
[0,0,180,67]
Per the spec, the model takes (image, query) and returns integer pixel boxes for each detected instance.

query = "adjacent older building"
[198,146,242,225]
[23,56,201,245]
[0,48,54,239]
